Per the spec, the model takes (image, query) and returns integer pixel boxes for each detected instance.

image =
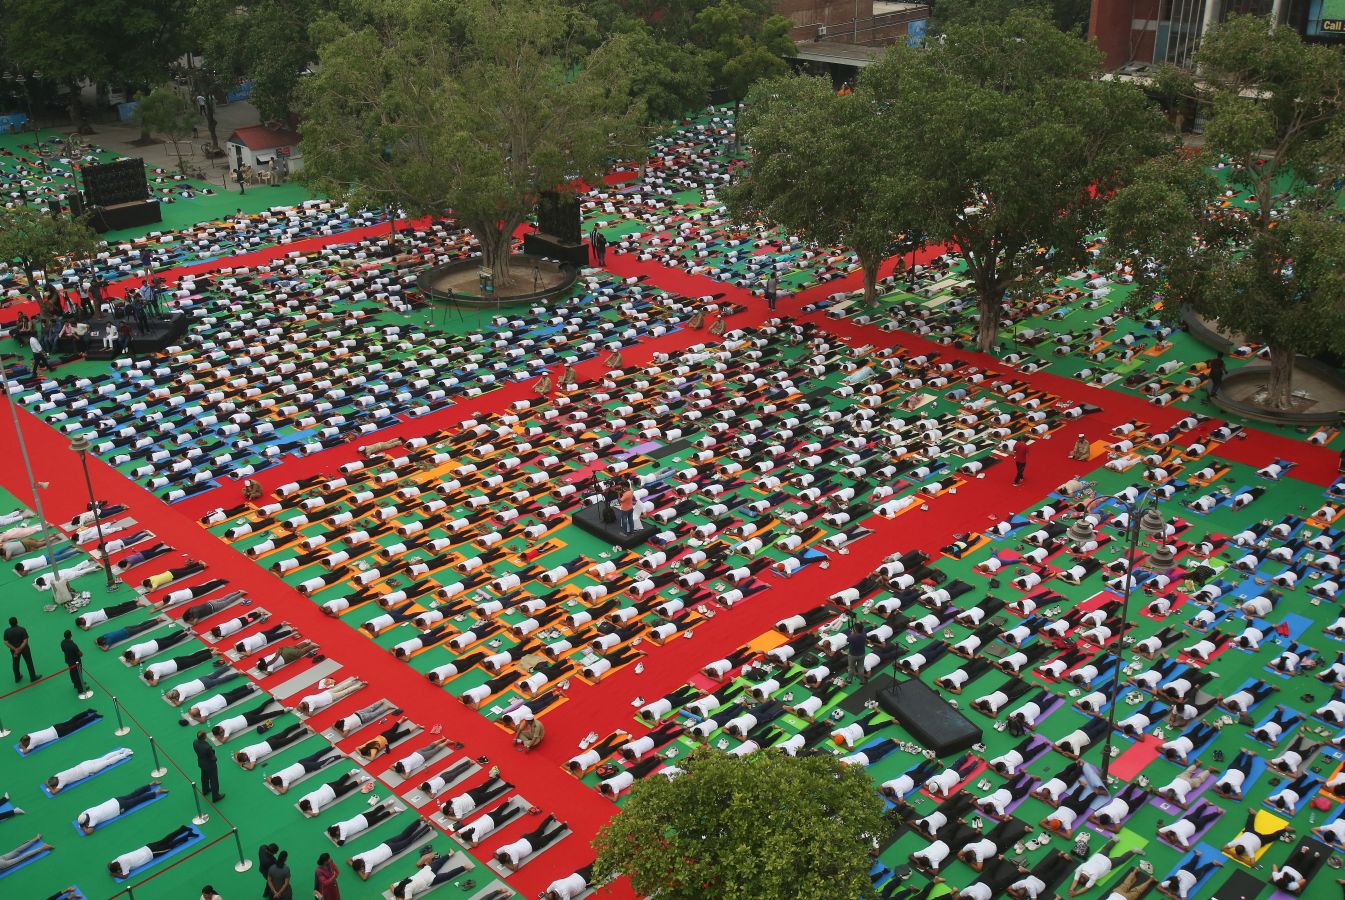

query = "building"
[775,0,930,47]
[1089,0,1342,71]
[225,124,304,178]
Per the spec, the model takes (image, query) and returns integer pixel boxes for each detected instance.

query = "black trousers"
[68,663,85,694]
[199,763,221,800]
[11,648,35,681]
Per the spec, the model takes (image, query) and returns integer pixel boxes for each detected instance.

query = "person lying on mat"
[1007,850,1074,900]
[46,747,134,794]
[1223,810,1289,862]
[391,738,454,777]
[545,864,595,900]
[144,648,216,685]
[234,723,307,769]
[167,664,241,706]
[0,835,53,872]
[187,683,258,722]
[1270,842,1323,894]
[356,720,414,761]
[19,708,100,751]
[494,815,567,868]
[78,782,167,833]
[514,717,544,752]
[349,820,432,879]
[1067,838,1141,896]
[1157,805,1221,850]
[336,700,398,737]
[327,799,398,845]
[297,677,365,715]
[267,746,342,792]
[1157,855,1221,899]
[96,617,167,650]
[256,640,318,673]
[107,824,196,877]
[299,771,366,815]
[392,848,470,898]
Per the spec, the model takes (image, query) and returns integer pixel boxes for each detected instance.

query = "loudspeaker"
[68,192,85,219]
[536,190,581,245]
[46,199,61,216]
[83,159,150,207]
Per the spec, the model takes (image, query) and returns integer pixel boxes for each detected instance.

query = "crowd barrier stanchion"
[113,695,130,736]
[231,826,252,872]
[191,779,209,826]
[149,735,168,778]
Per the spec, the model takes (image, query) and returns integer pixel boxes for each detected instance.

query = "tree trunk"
[1266,344,1295,410]
[469,221,517,285]
[860,254,879,304]
[976,289,1004,354]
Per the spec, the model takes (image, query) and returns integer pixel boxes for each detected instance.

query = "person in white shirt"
[78,782,166,833]
[544,864,595,900]
[107,824,196,877]
[46,748,133,793]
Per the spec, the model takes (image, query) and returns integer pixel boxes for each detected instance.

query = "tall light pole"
[1,378,63,591]
[1089,491,1166,784]
[70,434,120,594]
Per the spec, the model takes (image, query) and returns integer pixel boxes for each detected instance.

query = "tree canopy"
[593,749,891,900]
[1106,15,1345,409]
[299,0,645,283]
[931,0,1090,34]
[0,207,99,304]
[3,0,191,126]
[861,7,1166,352]
[194,0,336,123]
[134,86,197,170]
[726,73,919,304]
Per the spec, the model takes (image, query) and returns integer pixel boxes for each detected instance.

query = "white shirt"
[112,846,154,875]
[78,796,122,829]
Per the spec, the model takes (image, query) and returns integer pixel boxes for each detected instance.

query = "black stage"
[32,313,189,358]
[572,502,659,549]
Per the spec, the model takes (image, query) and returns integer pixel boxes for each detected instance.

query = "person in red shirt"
[1013,441,1029,486]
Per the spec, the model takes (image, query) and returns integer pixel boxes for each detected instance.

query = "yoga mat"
[1110,734,1164,780]
[377,852,479,900]
[483,824,573,877]
[111,825,206,881]
[71,788,169,834]
[1214,869,1269,900]
[40,751,135,797]
[270,658,343,700]
[1222,810,1289,867]
[15,714,104,756]
[0,845,53,879]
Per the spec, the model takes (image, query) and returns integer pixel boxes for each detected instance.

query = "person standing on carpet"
[764,274,778,311]
[846,622,868,683]
[315,852,341,900]
[235,167,246,195]
[267,849,293,900]
[1012,441,1030,486]
[618,481,636,533]
[60,630,85,696]
[5,617,37,682]
[1205,352,1226,399]
[259,843,279,897]
[27,332,47,373]
[590,227,608,266]
[194,730,224,803]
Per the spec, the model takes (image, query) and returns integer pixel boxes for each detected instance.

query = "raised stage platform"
[571,502,659,549]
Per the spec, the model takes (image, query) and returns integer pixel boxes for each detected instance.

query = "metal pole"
[191,780,209,825]
[1100,500,1142,784]
[149,737,167,778]
[0,712,8,738]
[232,827,253,872]
[76,448,120,593]
[1,379,64,595]
[113,696,130,736]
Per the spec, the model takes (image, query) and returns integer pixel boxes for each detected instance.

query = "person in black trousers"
[1206,352,1226,399]
[61,630,86,696]
[4,617,37,682]
[193,730,224,802]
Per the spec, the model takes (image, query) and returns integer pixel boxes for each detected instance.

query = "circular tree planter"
[417,253,579,308]
[1182,306,1345,425]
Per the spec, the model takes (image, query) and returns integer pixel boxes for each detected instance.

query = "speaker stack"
[80,158,160,232]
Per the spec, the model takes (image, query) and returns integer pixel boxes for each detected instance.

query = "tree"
[1106,15,1345,409]
[931,0,1090,34]
[194,0,337,124]
[726,74,918,304]
[299,0,645,284]
[690,0,794,122]
[861,8,1166,352]
[2,0,190,129]
[133,86,197,171]
[593,749,890,900]
[0,207,99,305]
